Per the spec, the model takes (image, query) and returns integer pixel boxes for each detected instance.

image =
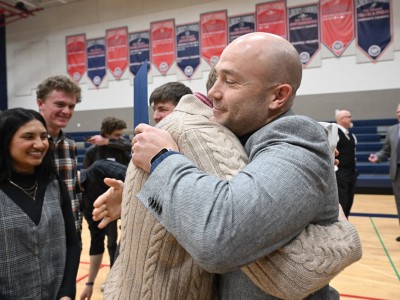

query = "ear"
[268,84,292,110]
[37,99,44,111]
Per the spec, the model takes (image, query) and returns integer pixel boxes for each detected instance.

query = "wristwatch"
[150,148,171,166]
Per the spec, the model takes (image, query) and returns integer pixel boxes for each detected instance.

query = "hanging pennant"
[66,34,86,83]
[106,27,128,79]
[256,0,287,39]
[129,31,151,76]
[321,0,355,57]
[356,0,392,61]
[150,19,176,75]
[229,14,255,43]
[86,37,106,88]
[200,10,227,66]
[176,22,201,79]
[288,3,321,68]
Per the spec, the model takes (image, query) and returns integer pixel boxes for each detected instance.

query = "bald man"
[131,33,343,299]
[335,110,358,218]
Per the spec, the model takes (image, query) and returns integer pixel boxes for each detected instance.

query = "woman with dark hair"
[0,108,80,300]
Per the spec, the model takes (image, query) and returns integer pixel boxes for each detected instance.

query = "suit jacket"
[137,108,340,299]
[375,124,400,180]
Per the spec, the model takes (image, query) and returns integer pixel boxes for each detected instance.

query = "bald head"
[226,32,302,103]
[209,32,303,136]
[335,110,353,129]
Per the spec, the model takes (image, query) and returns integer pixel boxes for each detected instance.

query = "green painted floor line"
[370,217,400,281]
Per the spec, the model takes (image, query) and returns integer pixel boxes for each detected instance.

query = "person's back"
[104,94,247,299]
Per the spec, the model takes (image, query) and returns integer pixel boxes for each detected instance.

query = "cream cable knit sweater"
[104,95,362,300]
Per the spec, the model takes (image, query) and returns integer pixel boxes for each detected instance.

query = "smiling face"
[37,89,77,137]
[208,33,302,137]
[209,48,272,137]
[9,119,49,174]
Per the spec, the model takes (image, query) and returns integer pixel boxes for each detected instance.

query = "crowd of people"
[5,31,400,299]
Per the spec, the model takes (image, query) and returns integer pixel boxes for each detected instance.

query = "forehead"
[153,101,175,109]
[216,44,265,81]
[111,129,124,134]
[15,119,46,133]
[43,89,77,104]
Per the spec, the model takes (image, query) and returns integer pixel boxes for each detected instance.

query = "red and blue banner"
[200,10,227,66]
[129,31,150,76]
[321,0,354,57]
[106,27,128,79]
[151,19,176,75]
[356,0,392,61]
[176,22,200,79]
[229,14,255,43]
[86,37,106,88]
[256,0,287,39]
[66,34,86,83]
[288,4,320,67]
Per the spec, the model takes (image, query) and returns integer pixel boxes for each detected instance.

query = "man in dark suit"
[369,104,400,242]
[335,109,358,218]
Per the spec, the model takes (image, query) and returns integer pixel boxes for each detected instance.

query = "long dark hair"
[0,108,55,183]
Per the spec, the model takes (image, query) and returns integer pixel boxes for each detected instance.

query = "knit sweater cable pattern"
[104,95,362,300]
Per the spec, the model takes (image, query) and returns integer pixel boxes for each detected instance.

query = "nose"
[153,111,161,123]
[61,106,73,116]
[208,81,222,102]
[33,138,46,149]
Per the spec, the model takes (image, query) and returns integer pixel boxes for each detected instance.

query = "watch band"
[150,148,170,166]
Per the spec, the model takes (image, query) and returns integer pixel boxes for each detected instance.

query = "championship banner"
[288,4,320,67]
[150,19,176,75]
[256,1,287,39]
[87,37,106,88]
[200,10,227,66]
[356,0,392,61]
[229,14,255,43]
[106,27,128,79]
[176,23,200,79]
[66,34,86,83]
[321,0,354,57]
[129,31,151,76]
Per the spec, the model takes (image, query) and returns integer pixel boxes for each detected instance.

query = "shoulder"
[85,145,97,153]
[263,114,325,140]
[389,124,399,132]
[246,114,329,159]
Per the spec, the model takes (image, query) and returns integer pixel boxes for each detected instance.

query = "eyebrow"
[217,68,240,77]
